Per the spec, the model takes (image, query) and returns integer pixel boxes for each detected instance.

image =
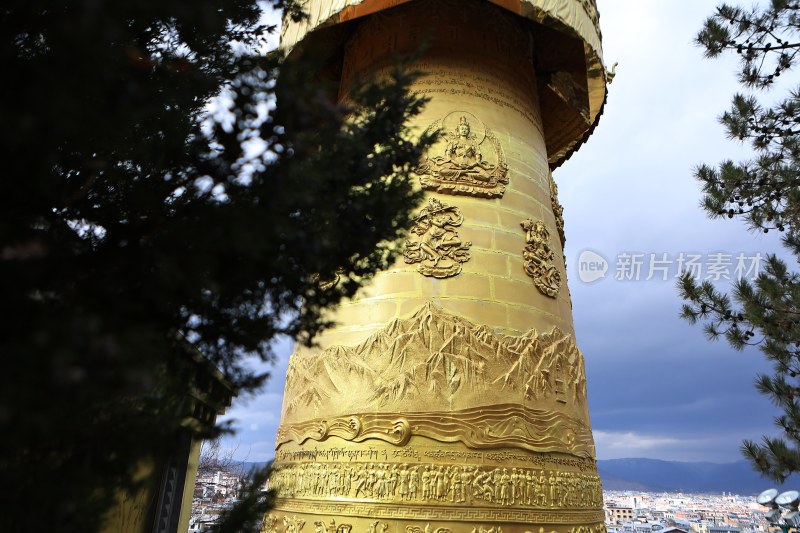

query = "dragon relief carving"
[415,112,508,198]
[404,197,471,278]
[521,218,562,298]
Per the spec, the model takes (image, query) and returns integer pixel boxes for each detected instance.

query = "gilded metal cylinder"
[267,2,607,533]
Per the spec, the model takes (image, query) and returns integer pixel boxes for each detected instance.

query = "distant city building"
[608,507,635,524]
[190,468,243,530]
[660,528,689,533]
[708,526,740,533]
[603,491,769,533]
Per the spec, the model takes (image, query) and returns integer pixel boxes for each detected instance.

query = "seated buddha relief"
[416,111,508,198]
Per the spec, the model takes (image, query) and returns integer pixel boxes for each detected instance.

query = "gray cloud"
[557,0,790,462]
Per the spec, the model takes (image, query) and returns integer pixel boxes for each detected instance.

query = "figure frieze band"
[269,462,603,510]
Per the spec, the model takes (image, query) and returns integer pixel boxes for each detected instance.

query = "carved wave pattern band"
[278,416,411,447]
[269,461,602,510]
[271,499,605,525]
[276,405,594,458]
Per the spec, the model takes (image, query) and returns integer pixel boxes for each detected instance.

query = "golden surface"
[268,2,605,533]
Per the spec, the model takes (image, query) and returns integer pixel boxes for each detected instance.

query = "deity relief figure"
[284,516,306,533]
[521,218,562,298]
[406,525,450,533]
[315,519,353,533]
[416,112,508,198]
[442,116,487,168]
[263,514,279,533]
[472,527,504,533]
[404,197,471,278]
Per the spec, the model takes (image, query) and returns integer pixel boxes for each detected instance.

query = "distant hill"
[598,458,800,495]
[241,461,269,474]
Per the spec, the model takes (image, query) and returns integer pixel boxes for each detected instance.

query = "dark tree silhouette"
[0,1,430,530]
[680,0,800,482]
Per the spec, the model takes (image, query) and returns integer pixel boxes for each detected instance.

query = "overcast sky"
[221,0,792,465]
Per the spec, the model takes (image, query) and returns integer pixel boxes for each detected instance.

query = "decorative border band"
[277,404,594,458]
[273,498,605,524]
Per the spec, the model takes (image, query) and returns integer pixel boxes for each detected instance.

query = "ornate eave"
[279,0,607,168]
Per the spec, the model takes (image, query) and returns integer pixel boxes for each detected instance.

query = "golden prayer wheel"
[266,2,608,533]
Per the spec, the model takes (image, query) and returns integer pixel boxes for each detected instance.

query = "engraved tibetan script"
[416,112,508,198]
[404,198,471,278]
[521,219,562,298]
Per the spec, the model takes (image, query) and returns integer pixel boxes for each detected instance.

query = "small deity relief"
[472,527,503,533]
[415,112,508,198]
[284,516,306,533]
[407,525,451,533]
[521,218,562,298]
[367,522,389,533]
[263,514,279,533]
[404,197,471,278]
[315,519,352,533]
